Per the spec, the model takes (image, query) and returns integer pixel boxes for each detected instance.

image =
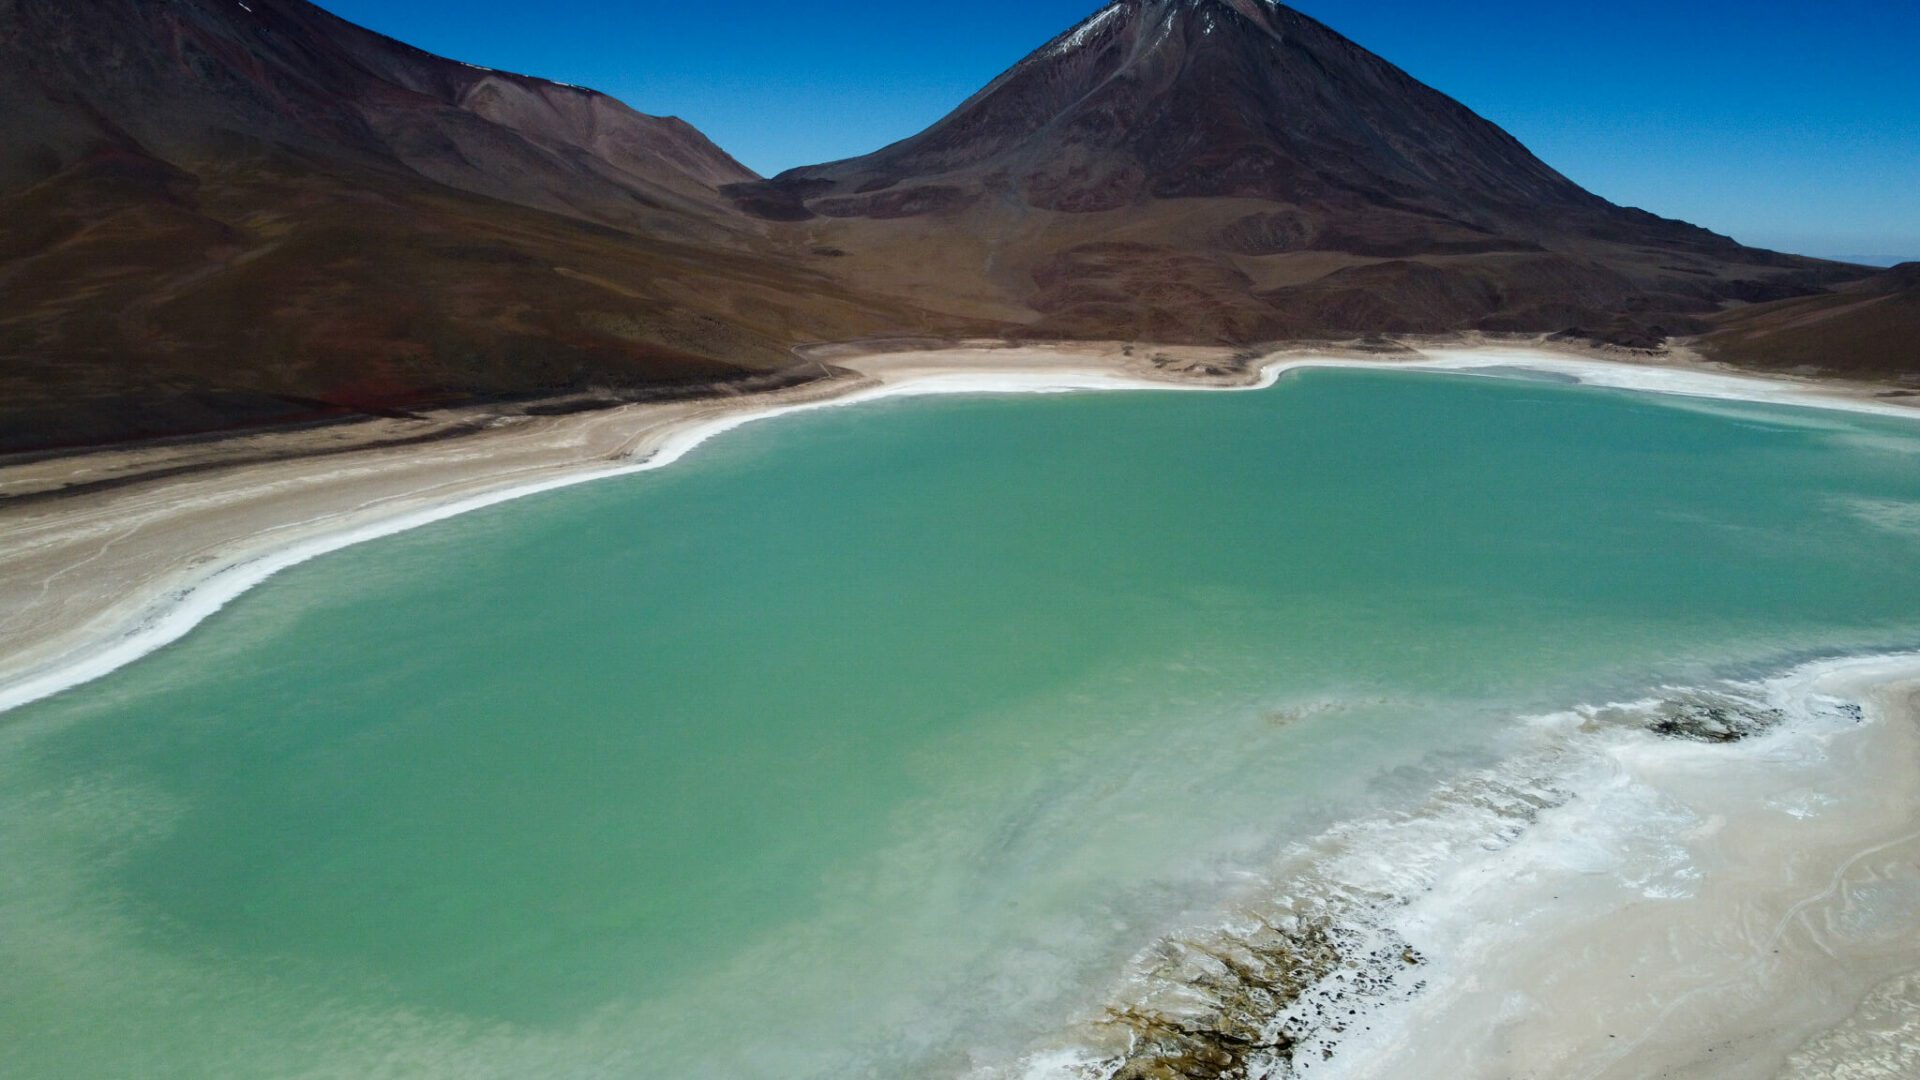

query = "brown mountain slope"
[1696,263,1920,379]
[0,0,928,453]
[0,0,1897,453]
[1,0,757,230]
[731,0,1860,343]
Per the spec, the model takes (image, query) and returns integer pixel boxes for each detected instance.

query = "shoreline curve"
[2,340,1917,716]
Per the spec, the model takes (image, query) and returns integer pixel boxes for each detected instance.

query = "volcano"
[731,0,1854,342]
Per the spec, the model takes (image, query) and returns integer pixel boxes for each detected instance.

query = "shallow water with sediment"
[4,368,1920,1077]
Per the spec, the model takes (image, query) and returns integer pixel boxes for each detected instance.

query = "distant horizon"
[1828,255,1919,268]
[318,0,1920,263]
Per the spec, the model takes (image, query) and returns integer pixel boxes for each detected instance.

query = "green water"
[5,369,1920,1077]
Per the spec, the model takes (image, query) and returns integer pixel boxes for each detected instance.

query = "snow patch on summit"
[1047,4,1123,57]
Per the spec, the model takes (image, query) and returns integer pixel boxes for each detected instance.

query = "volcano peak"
[725,0,1842,345]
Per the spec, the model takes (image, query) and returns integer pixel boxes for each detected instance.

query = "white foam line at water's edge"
[1279,350,1920,421]
[1,348,1914,717]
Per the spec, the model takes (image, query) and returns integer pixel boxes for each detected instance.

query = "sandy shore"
[1000,654,1920,1080]
[0,341,1251,714]
[1307,655,1920,1080]
[3,336,1916,716]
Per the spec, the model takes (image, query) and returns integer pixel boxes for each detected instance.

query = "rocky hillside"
[1698,263,1920,378]
[0,0,919,452]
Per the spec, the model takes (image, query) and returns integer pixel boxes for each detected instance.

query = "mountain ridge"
[0,0,759,227]
[0,0,926,453]
[0,0,1901,453]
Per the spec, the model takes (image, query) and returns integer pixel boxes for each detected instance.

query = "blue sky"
[322,0,1920,261]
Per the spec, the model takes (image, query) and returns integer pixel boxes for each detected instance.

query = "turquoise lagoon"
[4,369,1920,1076]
